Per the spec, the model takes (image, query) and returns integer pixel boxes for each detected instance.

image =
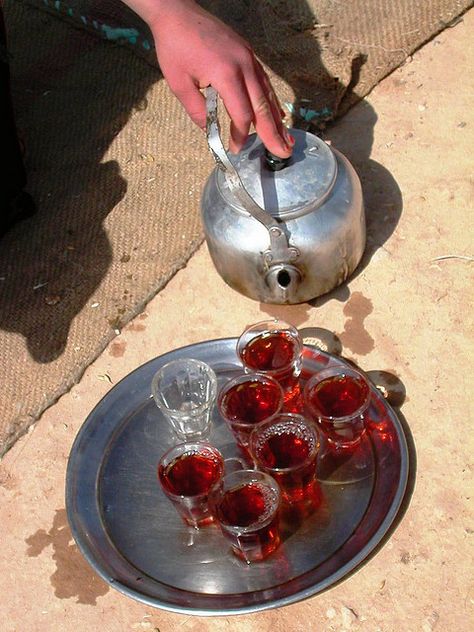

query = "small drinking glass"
[236,319,303,411]
[152,358,217,441]
[304,365,374,484]
[249,413,321,510]
[217,373,284,449]
[209,469,281,563]
[304,365,371,449]
[158,441,224,528]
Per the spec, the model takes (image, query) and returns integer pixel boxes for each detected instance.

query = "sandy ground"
[0,9,473,632]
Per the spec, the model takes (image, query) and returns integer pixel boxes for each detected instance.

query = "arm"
[122,0,293,157]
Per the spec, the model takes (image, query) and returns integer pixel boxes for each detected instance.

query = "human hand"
[122,0,293,157]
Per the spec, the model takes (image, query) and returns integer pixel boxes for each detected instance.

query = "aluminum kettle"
[200,87,366,304]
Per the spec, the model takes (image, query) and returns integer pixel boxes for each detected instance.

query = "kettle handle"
[205,87,299,268]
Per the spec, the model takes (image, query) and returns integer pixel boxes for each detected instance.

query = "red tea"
[214,482,281,561]
[241,331,302,409]
[307,373,370,418]
[220,379,282,424]
[256,429,312,468]
[159,452,223,497]
[252,420,319,504]
[305,372,371,447]
[218,375,283,448]
[241,331,298,372]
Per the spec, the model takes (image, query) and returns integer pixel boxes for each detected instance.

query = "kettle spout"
[265,264,302,304]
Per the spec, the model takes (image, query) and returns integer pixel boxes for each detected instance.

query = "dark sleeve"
[0,6,36,237]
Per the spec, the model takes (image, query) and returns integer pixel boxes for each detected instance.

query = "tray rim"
[66,337,409,616]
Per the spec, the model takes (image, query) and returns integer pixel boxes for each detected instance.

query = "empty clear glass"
[152,358,218,441]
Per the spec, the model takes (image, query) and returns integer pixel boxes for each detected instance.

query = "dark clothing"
[1,6,35,237]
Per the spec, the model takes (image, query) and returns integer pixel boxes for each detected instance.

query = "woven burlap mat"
[1,0,469,455]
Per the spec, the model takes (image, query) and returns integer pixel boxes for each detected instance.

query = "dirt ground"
[0,9,473,632]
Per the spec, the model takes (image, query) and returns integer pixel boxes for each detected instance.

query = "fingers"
[253,62,284,132]
[218,63,293,158]
[247,61,293,158]
[217,73,253,154]
[169,76,207,129]
[167,56,292,159]
[175,74,254,155]
[171,69,253,154]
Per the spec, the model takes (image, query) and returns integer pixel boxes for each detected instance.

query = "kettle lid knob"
[264,149,291,172]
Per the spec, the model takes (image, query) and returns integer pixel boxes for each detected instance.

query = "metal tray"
[66,338,409,615]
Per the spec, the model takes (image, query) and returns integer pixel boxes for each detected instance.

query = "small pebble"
[44,294,61,305]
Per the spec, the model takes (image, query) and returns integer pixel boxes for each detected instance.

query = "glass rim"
[217,372,284,422]
[239,318,298,334]
[151,358,218,416]
[158,441,224,500]
[209,469,281,534]
[236,319,303,366]
[249,413,320,473]
[304,365,372,422]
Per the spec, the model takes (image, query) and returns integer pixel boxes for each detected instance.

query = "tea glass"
[217,373,284,449]
[209,469,282,563]
[304,365,374,483]
[304,365,372,448]
[236,319,304,411]
[152,358,217,441]
[158,441,224,528]
[249,413,321,511]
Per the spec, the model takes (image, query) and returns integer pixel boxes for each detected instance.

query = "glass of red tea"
[249,413,321,507]
[217,373,284,449]
[304,365,372,449]
[152,358,217,441]
[209,469,281,563]
[236,319,304,411]
[158,441,224,528]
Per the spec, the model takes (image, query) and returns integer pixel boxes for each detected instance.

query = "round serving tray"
[66,338,409,615]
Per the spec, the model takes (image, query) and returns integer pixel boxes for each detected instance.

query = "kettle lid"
[216,128,337,220]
